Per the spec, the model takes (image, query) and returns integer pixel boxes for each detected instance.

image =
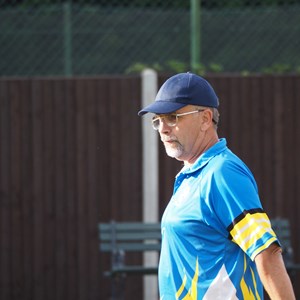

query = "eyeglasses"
[152,109,205,130]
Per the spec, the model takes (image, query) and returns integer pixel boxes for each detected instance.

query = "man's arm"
[255,243,295,300]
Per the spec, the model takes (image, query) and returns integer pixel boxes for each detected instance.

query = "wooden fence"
[0,74,299,299]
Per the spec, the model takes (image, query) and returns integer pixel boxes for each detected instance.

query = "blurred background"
[1,0,300,299]
[1,0,300,76]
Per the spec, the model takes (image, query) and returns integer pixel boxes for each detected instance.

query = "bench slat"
[100,242,161,252]
[99,223,160,231]
[104,266,158,277]
[100,232,161,241]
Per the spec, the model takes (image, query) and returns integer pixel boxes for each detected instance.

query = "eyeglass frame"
[151,109,205,130]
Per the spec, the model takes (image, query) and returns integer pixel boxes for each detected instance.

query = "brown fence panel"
[0,75,143,300]
[0,74,300,299]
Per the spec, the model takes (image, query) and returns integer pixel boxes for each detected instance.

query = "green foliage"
[125,62,162,74]
[190,63,205,76]
[165,60,188,73]
[207,63,223,73]
[240,70,251,76]
[125,60,225,75]
[126,60,300,75]
[262,63,294,74]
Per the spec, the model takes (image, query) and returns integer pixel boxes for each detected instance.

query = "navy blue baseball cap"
[138,72,219,116]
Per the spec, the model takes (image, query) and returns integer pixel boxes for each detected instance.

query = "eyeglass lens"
[152,114,177,130]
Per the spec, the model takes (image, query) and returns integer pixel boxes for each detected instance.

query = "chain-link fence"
[0,0,300,76]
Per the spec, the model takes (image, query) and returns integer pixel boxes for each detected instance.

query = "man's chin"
[165,147,182,159]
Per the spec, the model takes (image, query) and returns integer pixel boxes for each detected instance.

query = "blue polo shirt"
[158,138,278,300]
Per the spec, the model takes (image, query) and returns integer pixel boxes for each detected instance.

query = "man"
[138,73,295,299]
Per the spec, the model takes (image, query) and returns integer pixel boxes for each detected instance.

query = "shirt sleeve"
[209,158,279,260]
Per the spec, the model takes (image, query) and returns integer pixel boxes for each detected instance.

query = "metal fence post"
[63,2,72,76]
[190,0,201,72]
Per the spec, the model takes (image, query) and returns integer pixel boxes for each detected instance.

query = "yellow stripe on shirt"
[230,212,276,255]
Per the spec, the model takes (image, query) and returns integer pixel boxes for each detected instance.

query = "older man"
[138,73,295,299]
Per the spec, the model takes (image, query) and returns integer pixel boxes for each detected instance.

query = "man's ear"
[200,110,213,131]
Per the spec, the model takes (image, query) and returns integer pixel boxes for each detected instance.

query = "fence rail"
[0,74,299,299]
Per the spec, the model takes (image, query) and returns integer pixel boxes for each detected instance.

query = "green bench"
[98,221,161,299]
[99,219,299,298]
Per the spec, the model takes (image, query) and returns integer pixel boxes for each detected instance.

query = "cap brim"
[138,101,186,116]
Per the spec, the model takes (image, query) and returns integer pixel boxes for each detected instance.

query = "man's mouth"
[162,138,175,143]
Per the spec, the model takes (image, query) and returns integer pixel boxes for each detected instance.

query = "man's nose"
[158,118,171,134]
